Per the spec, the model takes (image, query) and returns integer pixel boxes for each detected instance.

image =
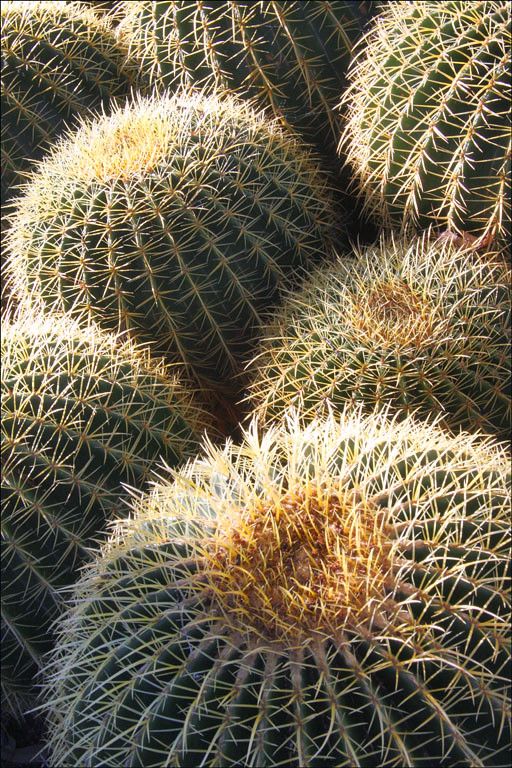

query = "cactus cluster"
[6,92,337,392]
[1,0,140,204]
[248,233,511,439]
[44,410,511,767]
[339,0,511,246]
[1,309,211,714]
[118,1,374,153]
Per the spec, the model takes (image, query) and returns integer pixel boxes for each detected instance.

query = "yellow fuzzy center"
[206,486,398,641]
[353,279,442,349]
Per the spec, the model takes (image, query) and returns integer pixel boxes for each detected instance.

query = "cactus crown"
[44,410,511,766]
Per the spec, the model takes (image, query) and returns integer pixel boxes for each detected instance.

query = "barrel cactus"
[247,233,511,440]
[1,309,212,715]
[6,92,338,392]
[117,1,374,153]
[44,409,511,767]
[1,0,141,205]
[339,0,511,247]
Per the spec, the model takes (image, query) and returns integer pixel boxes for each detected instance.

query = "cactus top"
[45,410,511,766]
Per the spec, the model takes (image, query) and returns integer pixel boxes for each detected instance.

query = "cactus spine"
[118,1,374,153]
[1,1,141,204]
[248,234,511,439]
[339,0,511,246]
[6,92,337,392]
[1,309,211,715]
[44,409,511,767]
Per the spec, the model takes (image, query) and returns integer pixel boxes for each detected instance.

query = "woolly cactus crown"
[45,409,511,767]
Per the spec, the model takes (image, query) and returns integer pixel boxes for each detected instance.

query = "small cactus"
[339,0,511,247]
[44,409,511,767]
[117,1,374,153]
[247,233,511,439]
[1,309,211,715]
[1,0,141,204]
[6,92,338,392]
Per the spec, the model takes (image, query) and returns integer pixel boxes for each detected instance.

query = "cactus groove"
[44,410,511,767]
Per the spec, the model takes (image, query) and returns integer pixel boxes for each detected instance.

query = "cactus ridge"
[339,0,511,245]
[118,1,373,152]
[6,92,337,391]
[1,309,211,714]
[247,233,511,440]
[44,410,511,767]
[1,0,141,204]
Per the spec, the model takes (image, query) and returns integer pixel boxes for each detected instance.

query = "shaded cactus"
[247,233,511,439]
[6,92,338,392]
[1,0,141,205]
[44,409,511,767]
[339,0,511,247]
[117,1,374,153]
[1,309,212,715]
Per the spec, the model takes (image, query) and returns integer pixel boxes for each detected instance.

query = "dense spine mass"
[44,411,511,767]
[247,234,511,439]
[1,310,210,714]
[339,1,511,246]
[6,93,337,392]
[118,1,374,152]
[1,0,140,203]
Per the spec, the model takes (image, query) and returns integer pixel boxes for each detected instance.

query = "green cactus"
[339,0,511,247]
[117,1,374,153]
[6,92,338,392]
[1,0,142,204]
[247,233,511,440]
[1,308,212,715]
[44,409,511,767]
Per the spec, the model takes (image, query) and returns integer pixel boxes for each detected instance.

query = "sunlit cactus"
[339,0,511,247]
[1,0,141,205]
[117,1,374,153]
[1,309,212,716]
[44,409,511,767]
[6,92,338,392]
[247,233,511,439]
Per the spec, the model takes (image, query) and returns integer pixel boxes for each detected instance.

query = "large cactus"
[247,234,511,440]
[44,409,511,767]
[1,0,141,204]
[1,309,211,715]
[339,1,511,247]
[6,92,338,392]
[117,1,374,153]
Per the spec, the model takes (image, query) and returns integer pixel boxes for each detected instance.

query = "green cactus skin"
[1,309,212,716]
[6,92,338,392]
[44,409,511,767]
[247,233,511,440]
[1,0,141,205]
[339,1,511,247]
[117,1,374,153]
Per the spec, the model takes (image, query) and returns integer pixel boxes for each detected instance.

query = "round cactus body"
[118,1,374,153]
[45,410,511,767]
[6,93,337,391]
[339,0,511,246]
[1,309,211,714]
[1,0,141,204]
[248,234,511,440]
